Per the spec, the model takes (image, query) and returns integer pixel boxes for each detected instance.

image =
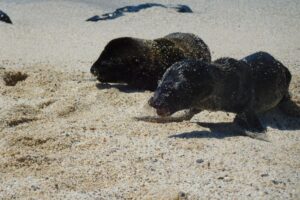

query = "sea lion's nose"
[90,65,97,75]
[148,93,163,108]
[148,96,163,109]
[148,95,171,116]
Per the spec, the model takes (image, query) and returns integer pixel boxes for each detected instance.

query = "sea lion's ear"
[238,60,251,69]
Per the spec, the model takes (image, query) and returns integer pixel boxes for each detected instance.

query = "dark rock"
[261,173,269,177]
[86,3,192,22]
[178,191,188,200]
[272,180,286,185]
[172,5,193,13]
[2,71,28,86]
[0,10,12,24]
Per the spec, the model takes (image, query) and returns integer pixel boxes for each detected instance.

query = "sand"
[0,0,300,199]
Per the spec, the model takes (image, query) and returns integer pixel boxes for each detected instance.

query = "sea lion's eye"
[131,57,139,64]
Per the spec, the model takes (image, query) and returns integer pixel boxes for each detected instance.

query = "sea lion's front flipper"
[234,112,269,141]
[234,111,265,132]
[244,111,266,132]
[135,108,201,123]
[244,130,269,142]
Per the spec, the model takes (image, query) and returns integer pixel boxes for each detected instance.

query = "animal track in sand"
[42,98,77,117]
[0,104,40,129]
[7,135,79,153]
[12,136,54,147]
[7,118,37,127]
[10,154,54,169]
[0,152,55,172]
[1,71,28,86]
[37,99,57,109]
[16,155,53,166]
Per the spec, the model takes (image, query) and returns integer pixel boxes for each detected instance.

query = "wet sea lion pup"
[148,51,292,137]
[90,32,211,90]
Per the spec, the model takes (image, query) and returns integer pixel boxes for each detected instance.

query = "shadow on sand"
[96,82,147,93]
[169,122,244,139]
[169,109,300,140]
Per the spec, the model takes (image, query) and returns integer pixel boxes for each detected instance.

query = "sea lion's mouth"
[97,76,106,82]
[156,108,172,117]
[148,96,174,117]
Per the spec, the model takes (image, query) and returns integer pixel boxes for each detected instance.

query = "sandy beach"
[1,0,300,199]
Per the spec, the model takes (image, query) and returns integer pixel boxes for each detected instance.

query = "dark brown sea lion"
[90,32,211,90]
[147,52,293,138]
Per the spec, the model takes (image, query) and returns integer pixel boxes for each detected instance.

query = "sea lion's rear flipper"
[278,93,300,118]
[234,112,269,141]
[135,108,201,123]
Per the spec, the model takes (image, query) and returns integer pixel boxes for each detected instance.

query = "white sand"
[0,0,300,199]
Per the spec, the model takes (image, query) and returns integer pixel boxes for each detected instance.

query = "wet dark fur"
[90,32,211,90]
[149,51,291,133]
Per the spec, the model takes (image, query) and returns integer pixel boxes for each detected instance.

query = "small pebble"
[272,180,280,185]
[196,159,204,164]
[224,176,233,182]
[31,185,40,191]
[272,180,286,185]
[178,192,187,200]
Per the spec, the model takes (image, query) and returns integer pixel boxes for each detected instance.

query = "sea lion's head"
[90,37,150,83]
[149,60,213,116]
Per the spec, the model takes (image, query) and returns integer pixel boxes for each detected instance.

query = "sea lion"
[90,32,211,90]
[0,10,12,24]
[147,52,292,137]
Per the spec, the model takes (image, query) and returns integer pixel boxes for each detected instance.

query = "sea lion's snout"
[148,96,171,117]
[90,65,98,76]
[156,107,171,117]
[90,60,115,81]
